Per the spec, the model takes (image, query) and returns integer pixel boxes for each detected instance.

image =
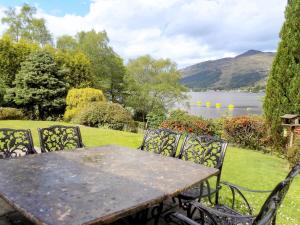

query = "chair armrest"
[219,181,272,215]
[220,181,273,193]
[165,212,201,225]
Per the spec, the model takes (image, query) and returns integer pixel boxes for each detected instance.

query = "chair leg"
[153,203,163,225]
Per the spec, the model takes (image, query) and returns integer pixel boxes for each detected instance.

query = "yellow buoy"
[206,101,211,107]
[228,104,235,110]
[215,103,221,108]
[197,101,202,106]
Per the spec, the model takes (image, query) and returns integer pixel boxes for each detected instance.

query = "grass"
[0,120,299,224]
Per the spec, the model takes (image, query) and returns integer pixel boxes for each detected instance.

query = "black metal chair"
[0,128,36,225]
[38,125,84,152]
[0,128,36,159]
[177,135,228,205]
[165,163,300,225]
[139,128,182,157]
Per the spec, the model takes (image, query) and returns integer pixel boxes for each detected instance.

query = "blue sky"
[0,0,90,16]
[0,0,288,68]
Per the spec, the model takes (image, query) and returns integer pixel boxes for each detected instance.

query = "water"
[174,91,265,119]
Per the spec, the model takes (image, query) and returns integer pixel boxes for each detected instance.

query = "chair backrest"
[38,125,84,153]
[140,128,182,157]
[253,163,300,225]
[179,134,228,170]
[0,128,36,159]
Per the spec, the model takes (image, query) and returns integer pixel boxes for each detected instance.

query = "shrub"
[160,110,218,136]
[64,88,106,121]
[287,137,300,168]
[146,110,167,129]
[223,116,269,150]
[0,107,25,120]
[77,102,135,131]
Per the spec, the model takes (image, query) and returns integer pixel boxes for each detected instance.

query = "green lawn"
[0,120,299,224]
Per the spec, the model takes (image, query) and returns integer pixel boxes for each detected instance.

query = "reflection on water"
[174,91,265,119]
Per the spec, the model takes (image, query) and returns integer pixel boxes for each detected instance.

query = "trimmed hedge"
[160,110,218,136]
[0,107,25,120]
[223,116,269,150]
[64,88,106,121]
[77,102,135,131]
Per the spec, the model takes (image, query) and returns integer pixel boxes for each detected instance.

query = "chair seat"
[178,185,217,201]
[197,205,254,225]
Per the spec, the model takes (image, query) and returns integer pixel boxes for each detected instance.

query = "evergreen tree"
[264,0,300,148]
[5,51,67,119]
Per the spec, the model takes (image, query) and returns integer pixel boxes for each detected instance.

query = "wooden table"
[0,145,218,225]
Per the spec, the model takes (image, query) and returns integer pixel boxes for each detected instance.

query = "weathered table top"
[0,145,218,225]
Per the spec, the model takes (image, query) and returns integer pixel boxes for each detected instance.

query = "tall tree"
[125,55,186,121]
[0,37,37,88]
[263,0,300,148]
[58,30,127,102]
[55,50,93,88]
[1,4,52,45]
[5,51,67,119]
[56,35,77,52]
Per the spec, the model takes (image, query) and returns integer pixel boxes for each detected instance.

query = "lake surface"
[174,91,265,119]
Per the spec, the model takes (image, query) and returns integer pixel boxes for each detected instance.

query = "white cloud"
[0,0,287,68]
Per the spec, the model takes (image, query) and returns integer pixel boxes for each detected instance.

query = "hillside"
[180,50,275,90]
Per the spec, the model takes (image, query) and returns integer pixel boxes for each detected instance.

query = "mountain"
[180,50,275,90]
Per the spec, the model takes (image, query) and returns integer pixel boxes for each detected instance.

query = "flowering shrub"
[223,116,269,150]
[160,110,218,135]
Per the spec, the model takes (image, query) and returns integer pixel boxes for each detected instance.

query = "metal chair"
[38,125,84,152]
[0,128,36,159]
[177,135,228,205]
[165,163,300,225]
[139,128,182,157]
[0,128,36,225]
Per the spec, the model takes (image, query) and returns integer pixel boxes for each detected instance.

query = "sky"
[0,0,288,68]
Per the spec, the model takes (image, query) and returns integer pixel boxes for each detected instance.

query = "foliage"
[64,88,106,121]
[55,50,93,88]
[146,110,167,129]
[0,37,37,88]
[263,1,300,150]
[223,116,269,151]
[57,31,127,102]
[160,110,217,135]
[77,102,135,131]
[287,137,300,167]
[0,120,299,224]
[125,55,187,121]
[0,107,25,120]
[5,50,67,119]
[1,4,52,45]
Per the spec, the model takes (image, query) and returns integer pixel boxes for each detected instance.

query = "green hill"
[180,50,275,90]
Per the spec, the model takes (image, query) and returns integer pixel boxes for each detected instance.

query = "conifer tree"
[5,50,67,119]
[263,0,300,148]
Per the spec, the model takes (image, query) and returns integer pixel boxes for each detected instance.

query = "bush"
[287,137,300,168]
[223,116,269,150]
[0,107,25,120]
[77,102,135,131]
[160,110,218,135]
[64,88,106,121]
[146,110,167,129]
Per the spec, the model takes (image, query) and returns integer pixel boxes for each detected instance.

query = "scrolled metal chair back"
[253,163,300,225]
[0,128,36,159]
[140,129,181,157]
[38,125,84,153]
[179,134,228,170]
